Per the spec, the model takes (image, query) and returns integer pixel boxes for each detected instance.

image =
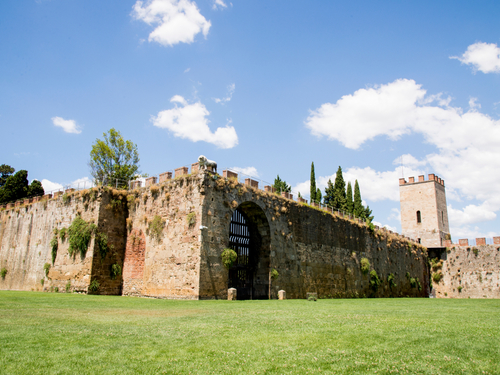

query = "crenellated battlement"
[399,173,445,187]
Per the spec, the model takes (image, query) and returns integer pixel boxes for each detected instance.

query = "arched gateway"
[228,202,271,299]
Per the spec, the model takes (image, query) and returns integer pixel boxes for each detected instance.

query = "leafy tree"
[0,164,15,188]
[346,181,353,214]
[89,128,140,188]
[316,188,322,204]
[332,166,346,211]
[310,162,316,204]
[323,179,334,207]
[272,175,291,194]
[353,180,364,218]
[0,170,28,203]
[364,205,374,223]
[28,180,44,198]
[353,179,374,222]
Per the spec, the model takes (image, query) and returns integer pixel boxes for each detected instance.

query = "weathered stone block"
[159,172,172,183]
[228,288,237,300]
[145,177,157,187]
[191,163,199,173]
[278,290,286,300]
[459,239,468,246]
[218,167,229,176]
[476,238,486,246]
[175,167,188,178]
[245,178,259,189]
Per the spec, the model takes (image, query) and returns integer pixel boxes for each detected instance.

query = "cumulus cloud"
[306,78,500,208]
[230,166,259,178]
[52,116,81,134]
[451,42,500,74]
[41,179,63,193]
[132,0,211,46]
[293,164,424,203]
[214,83,235,104]
[212,0,227,10]
[448,203,497,227]
[41,177,94,193]
[152,95,238,148]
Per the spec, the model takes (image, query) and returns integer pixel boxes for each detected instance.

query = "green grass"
[0,292,498,374]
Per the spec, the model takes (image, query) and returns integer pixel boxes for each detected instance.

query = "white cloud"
[373,221,397,232]
[448,203,496,227]
[230,166,259,178]
[152,95,238,148]
[214,83,235,104]
[388,208,401,222]
[212,0,227,10]
[184,67,190,73]
[41,179,63,193]
[451,42,500,74]
[469,97,481,111]
[52,116,81,134]
[41,177,94,194]
[132,0,211,47]
[306,78,500,204]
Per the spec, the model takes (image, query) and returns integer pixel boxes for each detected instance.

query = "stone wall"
[200,175,428,299]
[0,188,128,295]
[0,190,100,292]
[1,170,430,300]
[432,244,500,298]
[121,172,204,299]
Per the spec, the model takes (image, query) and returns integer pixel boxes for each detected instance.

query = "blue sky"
[1,0,500,240]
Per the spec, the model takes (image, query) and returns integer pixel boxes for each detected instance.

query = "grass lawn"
[0,292,498,374]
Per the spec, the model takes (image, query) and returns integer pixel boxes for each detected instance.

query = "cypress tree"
[332,166,346,211]
[346,181,353,214]
[316,188,322,204]
[353,180,364,218]
[323,179,334,207]
[310,162,316,204]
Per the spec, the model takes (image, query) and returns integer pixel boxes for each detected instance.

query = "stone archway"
[228,201,271,299]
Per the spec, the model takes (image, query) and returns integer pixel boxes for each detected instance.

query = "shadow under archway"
[228,201,271,300]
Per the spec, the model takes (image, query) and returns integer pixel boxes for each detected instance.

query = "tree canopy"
[332,166,347,211]
[0,169,44,204]
[346,181,353,214]
[0,164,15,188]
[272,175,291,194]
[89,128,140,188]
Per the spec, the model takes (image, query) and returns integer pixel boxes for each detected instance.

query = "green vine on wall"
[50,234,58,265]
[110,263,122,280]
[148,215,165,241]
[68,216,97,258]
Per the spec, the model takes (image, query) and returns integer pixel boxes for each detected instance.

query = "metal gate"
[228,208,253,299]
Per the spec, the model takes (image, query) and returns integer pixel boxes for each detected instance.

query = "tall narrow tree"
[346,181,353,214]
[323,179,334,207]
[310,162,316,204]
[316,188,322,204]
[332,166,346,211]
[353,180,364,218]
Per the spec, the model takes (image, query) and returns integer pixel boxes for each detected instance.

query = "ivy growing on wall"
[68,216,97,258]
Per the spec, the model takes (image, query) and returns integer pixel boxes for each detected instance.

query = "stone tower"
[399,173,450,248]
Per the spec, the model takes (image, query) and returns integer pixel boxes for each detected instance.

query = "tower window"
[416,211,421,223]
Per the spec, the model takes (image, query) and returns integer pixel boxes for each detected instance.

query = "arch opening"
[228,202,271,300]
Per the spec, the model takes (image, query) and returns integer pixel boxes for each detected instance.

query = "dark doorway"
[228,209,253,299]
[227,202,271,300]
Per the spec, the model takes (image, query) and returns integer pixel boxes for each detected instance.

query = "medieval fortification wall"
[432,239,500,299]
[1,167,428,299]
